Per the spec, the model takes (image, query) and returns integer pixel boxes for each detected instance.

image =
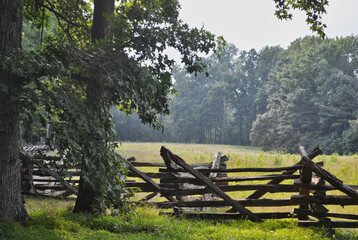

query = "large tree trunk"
[91,0,114,42]
[73,0,115,214]
[73,175,97,213]
[0,0,29,222]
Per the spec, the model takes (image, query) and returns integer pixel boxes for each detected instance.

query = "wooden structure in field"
[292,147,358,228]
[126,147,310,221]
[124,146,358,228]
[20,147,79,198]
[20,145,358,228]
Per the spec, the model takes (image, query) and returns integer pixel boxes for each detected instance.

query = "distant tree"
[342,119,358,154]
[170,62,221,144]
[219,45,281,145]
[316,71,358,154]
[148,44,282,146]
[251,36,358,154]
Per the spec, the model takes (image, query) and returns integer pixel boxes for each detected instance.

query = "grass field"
[2,142,358,239]
[4,199,356,240]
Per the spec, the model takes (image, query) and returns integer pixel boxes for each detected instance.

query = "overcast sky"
[178,0,358,52]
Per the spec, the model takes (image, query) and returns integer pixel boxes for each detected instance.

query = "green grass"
[3,142,358,239]
[2,200,358,240]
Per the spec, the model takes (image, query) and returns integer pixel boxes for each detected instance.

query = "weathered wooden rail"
[21,150,79,198]
[291,147,358,228]
[124,146,358,228]
[127,146,311,222]
[20,144,358,229]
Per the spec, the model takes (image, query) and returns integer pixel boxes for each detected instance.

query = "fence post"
[160,146,263,222]
[297,146,312,220]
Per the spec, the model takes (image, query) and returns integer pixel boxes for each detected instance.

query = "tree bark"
[0,0,29,222]
[91,0,114,42]
[73,176,97,213]
[73,0,115,214]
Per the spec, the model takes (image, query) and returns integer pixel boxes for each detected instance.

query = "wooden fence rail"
[20,144,358,229]
[291,146,358,228]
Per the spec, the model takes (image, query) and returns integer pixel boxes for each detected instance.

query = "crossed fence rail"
[20,145,358,228]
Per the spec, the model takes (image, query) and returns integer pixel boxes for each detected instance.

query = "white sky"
[178,0,358,52]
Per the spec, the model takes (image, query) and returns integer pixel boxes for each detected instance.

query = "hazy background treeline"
[112,36,358,154]
[22,18,358,154]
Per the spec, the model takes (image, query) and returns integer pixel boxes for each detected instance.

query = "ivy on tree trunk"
[73,0,115,214]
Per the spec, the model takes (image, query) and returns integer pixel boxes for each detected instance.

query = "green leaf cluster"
[0,0,223,210]
[273,0,328,38]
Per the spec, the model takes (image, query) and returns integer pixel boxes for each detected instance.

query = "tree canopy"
[0,0,332,222]
[1,0,223,221]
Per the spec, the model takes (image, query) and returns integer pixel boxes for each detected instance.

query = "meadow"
[2,142,358,239]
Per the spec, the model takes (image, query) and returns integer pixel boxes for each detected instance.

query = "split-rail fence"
[20,145,358,228]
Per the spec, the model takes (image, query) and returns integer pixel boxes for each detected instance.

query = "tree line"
[113,35,358,155]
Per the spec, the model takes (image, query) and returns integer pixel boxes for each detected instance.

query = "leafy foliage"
[0,0,225,210]
[273,0,329,38]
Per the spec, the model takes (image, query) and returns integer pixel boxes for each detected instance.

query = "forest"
[113,36,358,155]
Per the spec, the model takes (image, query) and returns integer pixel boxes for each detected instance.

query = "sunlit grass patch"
[25,196,76,213]
[3,202,358,240]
